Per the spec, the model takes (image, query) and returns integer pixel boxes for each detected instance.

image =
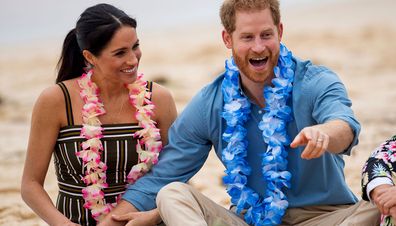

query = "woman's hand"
[111,208,161,226]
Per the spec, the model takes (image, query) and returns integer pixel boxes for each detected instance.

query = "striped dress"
[54,82,152,225]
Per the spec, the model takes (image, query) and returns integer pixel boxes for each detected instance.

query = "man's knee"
[156,182,190,207]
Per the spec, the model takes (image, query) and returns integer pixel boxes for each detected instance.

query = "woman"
[362,135,396,226]
[21,4,177,225]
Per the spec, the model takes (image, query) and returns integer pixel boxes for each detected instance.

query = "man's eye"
[262,33,272,39]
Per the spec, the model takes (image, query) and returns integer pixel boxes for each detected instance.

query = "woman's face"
[88,25,142,84]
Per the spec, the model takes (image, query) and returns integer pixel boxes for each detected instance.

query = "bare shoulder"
[149,82,177,143]
[150,82,177,122]
[35,84,64,109]
[31,84,66,129]
[151,82,174,103]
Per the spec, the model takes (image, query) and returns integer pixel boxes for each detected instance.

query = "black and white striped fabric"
[53,82,152,225]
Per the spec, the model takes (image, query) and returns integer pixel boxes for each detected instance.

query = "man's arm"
[291,66,360,159]
[290,119,354,159]
[100,87,215,224]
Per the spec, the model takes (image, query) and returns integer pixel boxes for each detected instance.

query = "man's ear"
[222,30,233,49]
[82,49,96,66]
[278,22,283,42]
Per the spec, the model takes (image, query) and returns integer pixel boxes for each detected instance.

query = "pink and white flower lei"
[76,70,162,221]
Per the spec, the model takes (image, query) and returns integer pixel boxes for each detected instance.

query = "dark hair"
[56,3,137,83]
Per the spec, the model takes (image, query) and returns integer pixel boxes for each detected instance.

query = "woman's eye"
[115,51,125,56]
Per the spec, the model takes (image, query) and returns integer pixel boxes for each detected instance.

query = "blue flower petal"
[221,43,294,226]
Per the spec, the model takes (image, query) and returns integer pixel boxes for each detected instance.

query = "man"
[101,0,380,225]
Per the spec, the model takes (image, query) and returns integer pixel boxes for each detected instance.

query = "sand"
[0,0,395,225]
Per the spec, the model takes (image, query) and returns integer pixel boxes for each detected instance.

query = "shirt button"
[258,110,263,114]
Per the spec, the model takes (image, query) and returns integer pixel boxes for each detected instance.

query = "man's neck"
[240,75,271,108]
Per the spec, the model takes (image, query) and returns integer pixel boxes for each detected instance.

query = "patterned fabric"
[54,82,152,225]
[362,135,396,226]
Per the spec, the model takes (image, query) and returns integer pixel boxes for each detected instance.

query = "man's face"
[223,8,283,85]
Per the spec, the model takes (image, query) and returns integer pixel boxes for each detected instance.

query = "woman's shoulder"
[150,82,173,101]
[31,84,66,125]
[36,78,79,108]
[149,82,177,119]
[36,84,64,105]
[38,78,77,101]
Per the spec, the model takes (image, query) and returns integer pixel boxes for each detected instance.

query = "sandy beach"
[0,0,395,225]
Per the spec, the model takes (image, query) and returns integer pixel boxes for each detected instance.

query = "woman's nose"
[127,51,138,65]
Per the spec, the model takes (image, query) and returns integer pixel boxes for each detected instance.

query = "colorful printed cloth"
[362,135,396,226]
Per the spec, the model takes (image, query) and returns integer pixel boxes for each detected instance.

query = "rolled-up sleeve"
[309,68,361,155]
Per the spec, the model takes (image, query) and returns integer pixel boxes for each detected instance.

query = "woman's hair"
[220,0,280,34]
[56,3,137,83]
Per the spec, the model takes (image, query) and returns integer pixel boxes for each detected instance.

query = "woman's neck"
[92,73,128,101]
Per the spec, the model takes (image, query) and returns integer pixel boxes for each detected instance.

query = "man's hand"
[112,209,161,226]
[97,200,138,226]
[290,126,329,159]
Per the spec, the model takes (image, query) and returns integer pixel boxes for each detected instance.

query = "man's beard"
[232,49,279,84]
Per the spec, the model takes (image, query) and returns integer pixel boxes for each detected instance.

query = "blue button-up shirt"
[123,57,360,211]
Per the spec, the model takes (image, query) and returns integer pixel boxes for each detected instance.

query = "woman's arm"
[151,82,178,146]
[21,85,79,226]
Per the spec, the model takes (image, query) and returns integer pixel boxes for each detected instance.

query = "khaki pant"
[156,182,380,226]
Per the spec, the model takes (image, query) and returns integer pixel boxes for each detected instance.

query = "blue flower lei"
[221,43,294,226]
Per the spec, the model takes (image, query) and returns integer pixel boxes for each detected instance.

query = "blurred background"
[0,0,395,225]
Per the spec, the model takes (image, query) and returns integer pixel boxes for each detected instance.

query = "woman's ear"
[82,50,95,66]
